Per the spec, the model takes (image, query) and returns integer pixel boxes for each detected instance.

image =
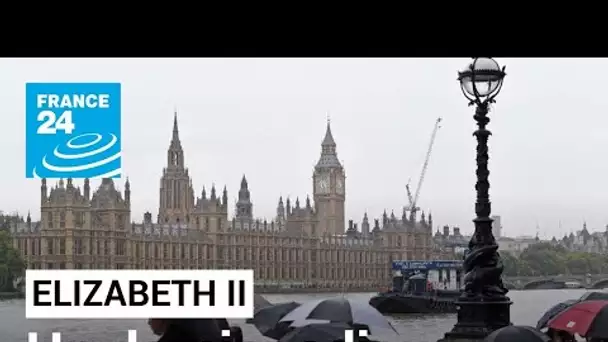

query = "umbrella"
[580,291,608,301]
[280,297,397,337]
[485,325,550,342]
[246,301,300,339]
[548,300,608,338]
[536,299,578,329]
[161,319,227,342]
[279,322,374,342]
[254,293,272,312]
[537,292,608,330]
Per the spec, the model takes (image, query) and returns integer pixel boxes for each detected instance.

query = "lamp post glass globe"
[458,57,506,102]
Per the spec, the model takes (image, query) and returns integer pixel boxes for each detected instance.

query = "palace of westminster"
[8,115,439,290]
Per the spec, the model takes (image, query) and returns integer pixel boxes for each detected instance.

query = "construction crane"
[405,180,417,214]
[405,117,442,222]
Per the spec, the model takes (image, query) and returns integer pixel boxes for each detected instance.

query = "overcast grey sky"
[1,58,606,238]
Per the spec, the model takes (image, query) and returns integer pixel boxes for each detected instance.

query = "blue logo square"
[25,83,122,179]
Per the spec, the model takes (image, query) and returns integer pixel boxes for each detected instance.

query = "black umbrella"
[536,299,578,329]
[580,291,608,301]
[280,297,397,337]
[246,301,300,340]
[254,293,272,312]
[160,319,226,342]
[278,323,374,342]
[484,325,550,342]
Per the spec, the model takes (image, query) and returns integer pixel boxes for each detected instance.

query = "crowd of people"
[144,292,608,342]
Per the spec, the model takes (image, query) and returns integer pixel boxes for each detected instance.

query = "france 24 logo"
[25,83,122,179]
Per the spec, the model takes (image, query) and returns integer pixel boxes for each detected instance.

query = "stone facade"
[10,114,434,290]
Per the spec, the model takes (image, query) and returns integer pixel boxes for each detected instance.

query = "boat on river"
[370,260,463,314]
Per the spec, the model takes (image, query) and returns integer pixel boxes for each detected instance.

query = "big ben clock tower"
[313,119,345,235]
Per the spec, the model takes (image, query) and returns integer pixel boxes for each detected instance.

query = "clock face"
[316,173,330,193]
[336,177,344,194]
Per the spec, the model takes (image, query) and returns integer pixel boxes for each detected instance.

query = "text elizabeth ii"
[25,269,254,319]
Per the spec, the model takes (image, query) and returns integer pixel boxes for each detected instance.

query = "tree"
[500,251,519,277]
[0,230,25,292]
[506,242,608,277]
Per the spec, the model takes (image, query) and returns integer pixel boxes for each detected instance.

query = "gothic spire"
[316,118,341,169]
[240,174,248,189]
[238,175,250,202]
[322,117,336,147]
[172,111,179,141]
[170,110,182,149]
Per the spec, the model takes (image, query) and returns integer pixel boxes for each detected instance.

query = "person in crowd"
[228,326,243,342]
[148,318,233,342]
[216,319,243,342]
[547,328,575,342]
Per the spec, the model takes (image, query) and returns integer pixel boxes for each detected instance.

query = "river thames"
[0,289,596,342]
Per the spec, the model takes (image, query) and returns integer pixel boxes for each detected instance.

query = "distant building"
[433,225,468,258]
[0,212,24,231]
[497,235,539,255]
[491,215,502,238]
[553,222,608,254]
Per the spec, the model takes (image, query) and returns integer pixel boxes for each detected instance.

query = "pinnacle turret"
[84,178,90,200]
[235,175,252,219]
[361,212,370,235]
[373,219,381,232]
[382,210,388,227]
[222,186,228,206]
[124,177,131,204]
[277,196,285,219]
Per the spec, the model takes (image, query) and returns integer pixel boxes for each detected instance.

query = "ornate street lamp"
[440,58,510,342]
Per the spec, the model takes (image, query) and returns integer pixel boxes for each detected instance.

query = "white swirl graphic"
[32,132,121,178]
[66,133,102,149]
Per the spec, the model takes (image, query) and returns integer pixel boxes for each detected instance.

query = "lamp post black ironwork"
[439,57,511,342]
